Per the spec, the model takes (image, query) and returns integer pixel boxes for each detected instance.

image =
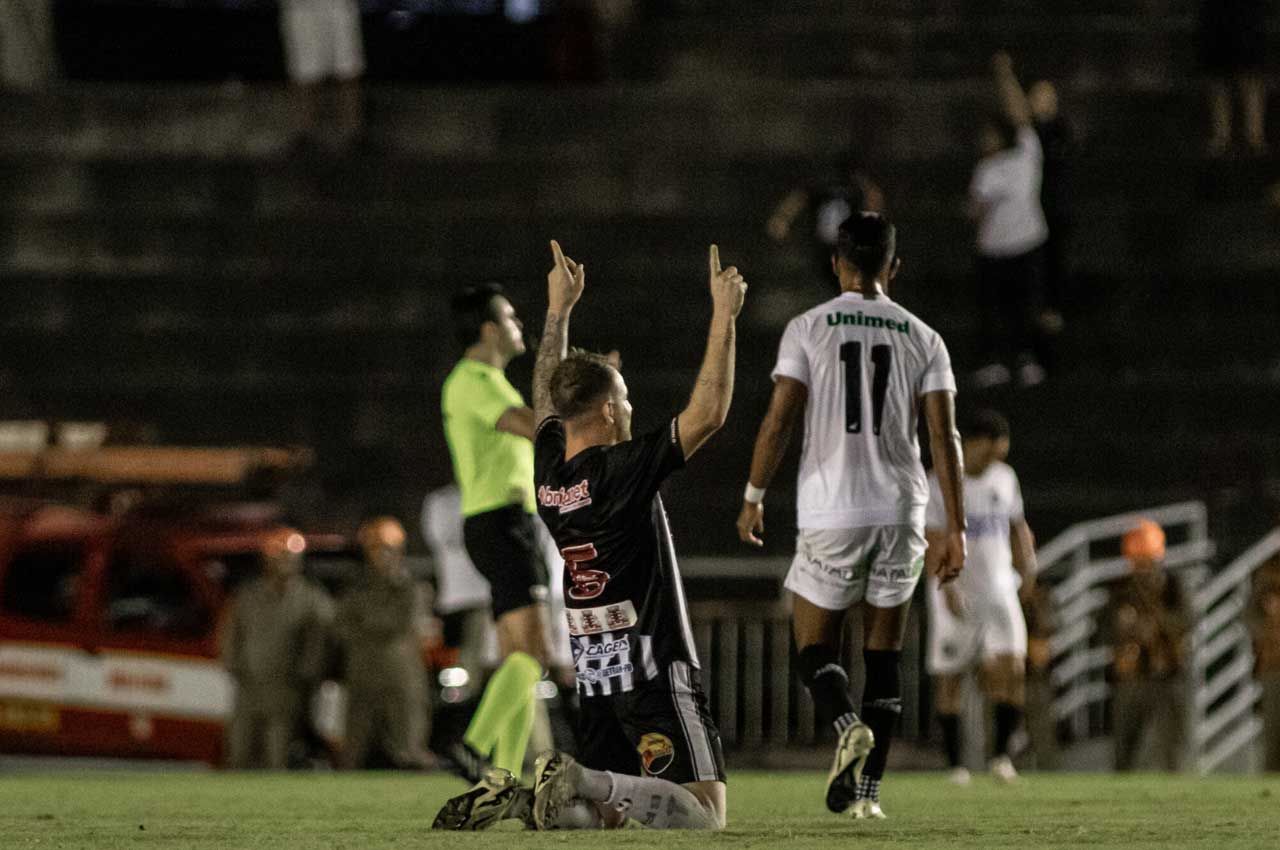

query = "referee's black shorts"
[462,505,549,619]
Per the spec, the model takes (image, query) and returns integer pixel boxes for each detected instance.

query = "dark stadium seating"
[1,0,1277,553]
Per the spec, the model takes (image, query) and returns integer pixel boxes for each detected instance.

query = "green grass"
[2,770,1278,849]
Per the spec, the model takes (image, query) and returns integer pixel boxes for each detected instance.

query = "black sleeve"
[600,417,686,509]
[534,417,566,486]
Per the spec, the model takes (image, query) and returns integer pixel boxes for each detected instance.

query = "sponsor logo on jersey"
[538,479,592,514]
[638,732,675,776]
[577,663,634,684]
[826,311,911,334]
[565,601,637,636]
[570,636,632,666]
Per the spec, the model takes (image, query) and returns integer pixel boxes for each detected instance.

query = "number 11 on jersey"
[840,342,893,436]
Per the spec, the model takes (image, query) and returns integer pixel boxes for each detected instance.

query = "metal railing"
[1190,528,1280,773]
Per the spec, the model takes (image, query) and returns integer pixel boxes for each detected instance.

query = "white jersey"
[773,291,956,530]
[421,485,492,615]
[926,461,1025,598]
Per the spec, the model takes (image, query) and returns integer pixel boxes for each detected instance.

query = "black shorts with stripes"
[576,661,726,786]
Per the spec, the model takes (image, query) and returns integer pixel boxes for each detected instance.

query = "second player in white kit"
[924,410,1037,784]
[737,213,967,819]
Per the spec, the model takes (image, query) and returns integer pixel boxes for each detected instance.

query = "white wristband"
[744,483,766,504]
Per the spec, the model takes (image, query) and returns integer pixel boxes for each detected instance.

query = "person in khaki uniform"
[1022,580,1059,769]
[221,528,333,769]
[1105,520,1189,772]
[1250,553,1280,771]
[336,517,434,769]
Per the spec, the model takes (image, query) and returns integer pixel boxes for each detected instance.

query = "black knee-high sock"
[860,649,902,783]
[938,713,962,768]
[994,702,1022,758]
[796,644,857,734]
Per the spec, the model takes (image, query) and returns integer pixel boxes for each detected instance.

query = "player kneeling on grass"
[924,409,1037,785]
[435,239,745,830]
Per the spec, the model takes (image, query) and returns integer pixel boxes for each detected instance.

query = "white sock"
[601,772,720,830]
[550,798,603,830]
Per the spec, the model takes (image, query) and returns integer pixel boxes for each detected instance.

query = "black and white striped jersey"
[534,416,699,697]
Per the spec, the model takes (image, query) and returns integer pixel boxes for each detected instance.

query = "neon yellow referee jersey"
[441,358,535,518]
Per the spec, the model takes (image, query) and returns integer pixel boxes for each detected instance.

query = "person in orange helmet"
[1105,519,1189,771]
[336,517,435,770]
[221,527,333,769]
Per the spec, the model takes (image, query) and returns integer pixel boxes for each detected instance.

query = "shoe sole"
[532,754,578,830]
[825,724,875,814]
[432,774,517,831]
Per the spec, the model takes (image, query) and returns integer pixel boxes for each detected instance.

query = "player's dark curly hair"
[961,408,1011,441]
[450,282,505,350]
[550,350,616,420]
[835,212,896,287]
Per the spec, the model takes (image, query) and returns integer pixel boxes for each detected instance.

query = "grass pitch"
[2,770,1278,850]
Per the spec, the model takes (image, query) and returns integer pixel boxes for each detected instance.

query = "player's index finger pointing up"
[709,244,721,276]
[551,239,565,266]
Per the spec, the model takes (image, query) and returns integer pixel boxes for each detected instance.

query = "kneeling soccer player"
[525,240,745,829]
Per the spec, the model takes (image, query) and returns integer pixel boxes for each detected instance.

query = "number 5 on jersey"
[561,542,610,601]
[840,342,893,435]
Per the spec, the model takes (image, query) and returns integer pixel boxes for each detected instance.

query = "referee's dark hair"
[961,408,1011,442]
[835,212,896,286]
[550,350,616,421]
[450,282,505,350]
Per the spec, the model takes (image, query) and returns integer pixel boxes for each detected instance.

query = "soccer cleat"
[437,739,490,785]
[431,768,526,831]
[825,721,875,814]
[532,750,583,830]
[947,766,972,786]
[849,798,886,820]
[990,754,1019,784]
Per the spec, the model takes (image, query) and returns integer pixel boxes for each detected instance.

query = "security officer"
[336,516,434,769]
[221,527,333,769]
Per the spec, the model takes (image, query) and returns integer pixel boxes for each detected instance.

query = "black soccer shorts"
[576,661,726,786]
[462,505,549,619]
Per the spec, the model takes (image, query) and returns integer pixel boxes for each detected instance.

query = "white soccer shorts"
[925,579,1028,675]
[280,0,366,85]
[784,525,926,611]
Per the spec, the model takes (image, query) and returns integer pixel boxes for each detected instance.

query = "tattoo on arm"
[532,312,567,424]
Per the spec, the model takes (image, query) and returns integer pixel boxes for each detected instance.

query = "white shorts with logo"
[280,0,365,84]
[784,525,927,611]
[925,578,1028,675]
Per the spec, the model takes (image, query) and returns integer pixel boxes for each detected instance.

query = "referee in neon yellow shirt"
[440,282,550,784]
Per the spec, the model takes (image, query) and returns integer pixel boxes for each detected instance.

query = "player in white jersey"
[736,213,966,819]
[924,409,1037,785]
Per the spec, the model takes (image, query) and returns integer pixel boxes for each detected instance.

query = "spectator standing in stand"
[336,516,435,769]
[969,53,1051,389]
[1200,0,1268,156]
[768,154,886,285]
[1250,552,1280,770]
[1029,80,1074,334]
[1105,520,1189,772]
[279,0,366,153]
[221,528,333,769]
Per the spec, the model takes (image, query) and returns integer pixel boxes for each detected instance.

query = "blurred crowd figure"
[335,517,435,769]
[0,0,56,90]
[1251,552,1280,771]
[1021,580,1058,769]
[1199,0,1268,156]
[1103,520,1188,772]
[280,0,366,153]
[969,53,1054,390]
[1029,80,1074,331]
[767,154,886,283]
[221,528,333,769]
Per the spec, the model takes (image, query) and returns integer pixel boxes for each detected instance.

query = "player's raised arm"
[676,245,747,460]
[736,376,807,547]
[531,239,585,426]
[924,390,967,583]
